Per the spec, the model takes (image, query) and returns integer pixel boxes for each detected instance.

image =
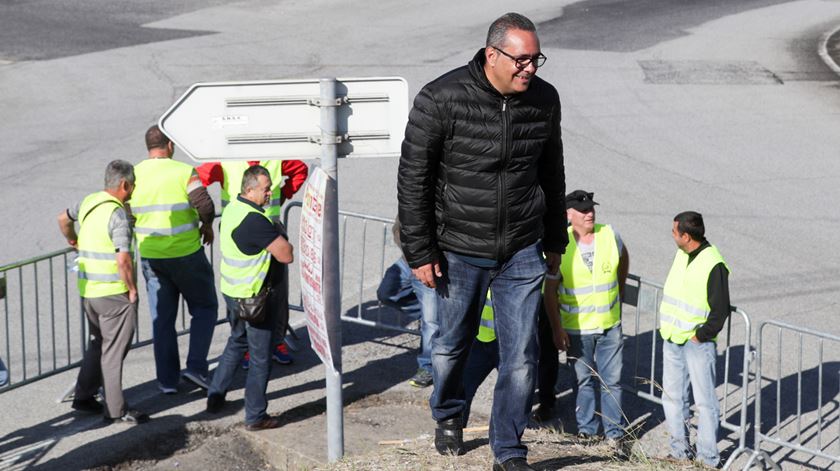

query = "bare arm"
[618,245,629,299]
[115,251,138,303]
[266,235,293,264]
[57,211,78,248]
[543,277,569,351]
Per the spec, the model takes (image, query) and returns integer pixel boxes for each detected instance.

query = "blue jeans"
[461,338,499,427]
[568,325,624,438]
[141,248,218,388]
[376,258,438,372]
[210,294,277,425]
[430,241,545,463]
[662,339,720,467]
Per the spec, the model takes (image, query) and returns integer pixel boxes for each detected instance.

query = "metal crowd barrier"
[0,204,410,394]
[729,320,840,470]
[282,203,415,335]
[620,274,753,470]
[0,248,84,392]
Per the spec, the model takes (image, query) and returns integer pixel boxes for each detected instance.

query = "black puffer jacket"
[398,49,567,268]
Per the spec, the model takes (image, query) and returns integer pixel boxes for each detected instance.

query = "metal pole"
[320,77,344,461]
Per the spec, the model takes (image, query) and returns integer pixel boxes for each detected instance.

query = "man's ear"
[485,47,496,66]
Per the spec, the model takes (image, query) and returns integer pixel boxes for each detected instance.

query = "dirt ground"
[91,407,712,471]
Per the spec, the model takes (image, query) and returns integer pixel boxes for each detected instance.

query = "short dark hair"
[486,12,536,48]
[145,124,170,151]
[104,160,135,190]
[673,211,705,242]
[241,164,271,194]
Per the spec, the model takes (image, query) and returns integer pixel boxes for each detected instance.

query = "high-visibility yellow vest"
[220,161,283,221]
[220,198,272,298]
[659,245,729,344]
[475,291,496,343]
[132,159,200,259]
[76,191,128,298]
[557,224,621,335]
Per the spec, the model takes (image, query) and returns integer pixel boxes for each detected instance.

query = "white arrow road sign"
[158,77,409,161]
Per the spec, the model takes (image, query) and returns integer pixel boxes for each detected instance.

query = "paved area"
[3,0,840,469]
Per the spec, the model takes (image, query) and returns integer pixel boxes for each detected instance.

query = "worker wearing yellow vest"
[206,165,294,431]
[57,160,149,424]
[197,159,309,365]
[659,211,730,468]
[132,125,218,394]
[544,190,629,447]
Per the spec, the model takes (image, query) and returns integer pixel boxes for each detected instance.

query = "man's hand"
[128,289,138,304]
[552,325,570,352]
[412,261,443,288]
[545,251,561,276]
[199,223,214,246]
[691,335,700,344]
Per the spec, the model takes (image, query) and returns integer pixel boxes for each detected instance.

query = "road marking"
[818,23,840,77]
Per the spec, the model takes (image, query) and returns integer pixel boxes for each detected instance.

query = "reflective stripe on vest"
[76,191,128,298]
[659,245,729,344]
[476,291,496,343]
[221,161,283,220]
[132,159,200,259]
[558,224,621,335]
[219,198,272,298]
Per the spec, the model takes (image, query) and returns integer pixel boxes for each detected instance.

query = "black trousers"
[537,301,559,409]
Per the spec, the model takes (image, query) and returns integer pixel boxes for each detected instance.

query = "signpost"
[159,76,408,462]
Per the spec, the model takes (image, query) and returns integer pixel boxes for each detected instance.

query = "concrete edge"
[818,23,840,77]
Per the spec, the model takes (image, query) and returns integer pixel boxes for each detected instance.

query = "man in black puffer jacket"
[397,12,566,471]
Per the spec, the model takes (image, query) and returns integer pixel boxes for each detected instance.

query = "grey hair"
[241,164,271,193]
[104,160,135,190]
[486,12,537,48]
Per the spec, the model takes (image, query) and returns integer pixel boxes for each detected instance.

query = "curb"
[818,23,840,77]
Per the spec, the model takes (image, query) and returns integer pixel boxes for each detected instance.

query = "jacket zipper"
[497,97,510,261]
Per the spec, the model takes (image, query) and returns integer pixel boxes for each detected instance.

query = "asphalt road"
[3,0,840,468]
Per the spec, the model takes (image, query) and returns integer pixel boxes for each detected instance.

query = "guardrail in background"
[0,204,411,393]
[620,274,753,470]
[729,321,840,470]
[0,248,83,391]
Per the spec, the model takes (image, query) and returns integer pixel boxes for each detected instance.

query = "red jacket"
[196,160,309,202]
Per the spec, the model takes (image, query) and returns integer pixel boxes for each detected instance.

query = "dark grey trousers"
[75,293,137,418]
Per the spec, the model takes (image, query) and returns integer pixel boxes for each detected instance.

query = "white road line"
[818,23,840,77]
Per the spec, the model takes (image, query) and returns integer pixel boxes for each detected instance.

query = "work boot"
[434,417,464,455]
[492,457,536,470]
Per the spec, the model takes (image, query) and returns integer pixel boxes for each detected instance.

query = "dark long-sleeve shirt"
[688,240,731,342]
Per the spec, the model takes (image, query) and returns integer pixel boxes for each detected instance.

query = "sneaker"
[242,351,250,370]
[104,409,150,425]
[181,371,209,390]
[408,368,433,388]
[272,343,293,364]
[245,416,281,431]
[434,417,464,456]
[605,436,628,458]
[576,432,602,445]
[71,397,104,414]
[159,384,178,395]
[206,393,225,413]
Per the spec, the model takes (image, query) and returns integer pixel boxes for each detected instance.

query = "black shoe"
[492,457,536,471]
[206,393,225,413]
[104,409,149,425]
[434,417,464,456]
[245,416,281,431]
[532,404,554,423]
[71,397,104,414]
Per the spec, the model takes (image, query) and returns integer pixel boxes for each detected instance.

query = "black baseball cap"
[565,190,599,211]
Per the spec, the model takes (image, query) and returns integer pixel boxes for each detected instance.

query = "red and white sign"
[300,167,336,373]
